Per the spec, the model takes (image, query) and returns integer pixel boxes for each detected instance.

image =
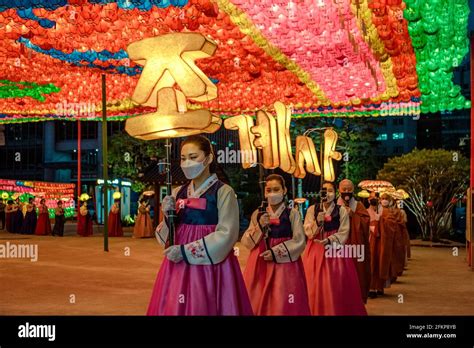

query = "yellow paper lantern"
[323,128,342,182]
[113,192,122,200]
[274,102,296,174]
[79,193,90,202]
[357,190,370,198]
[293,135,321,179]
[125,33,221,140]
[127,33,217,106]
[223,115,257,169]
[125,87,221,140]
[251,109,280,169]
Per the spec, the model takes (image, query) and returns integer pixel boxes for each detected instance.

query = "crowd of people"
[0,194,155,239]
[0,198,66,236]
[0,134,411,316]
[149,134,411,316]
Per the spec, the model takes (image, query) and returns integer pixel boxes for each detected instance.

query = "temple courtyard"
[0,226,473,316]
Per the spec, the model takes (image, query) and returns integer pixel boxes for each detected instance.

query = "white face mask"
[181,157,208,180]
[326,192,335,202]
[266,192,284,205]
[381,199,389,207]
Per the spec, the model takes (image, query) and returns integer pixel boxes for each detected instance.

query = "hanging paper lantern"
[357,190,370,198]
[113,192,122,200]
[79,193,90,202]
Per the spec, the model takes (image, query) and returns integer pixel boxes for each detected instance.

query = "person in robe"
[11,198,23,234]
[133,199,153,238]
[0,198,5,230]
[148,135,253,316]
[5,199,13,233]
[303,181,367,316]
[396,199,411,264]
[390,198,408,279]
[35,199,52,235]
[367,192,382,298]
[21,197,37,235]
[241,174,310,316]
[376,193,399,292]
[77,200,93,237]
[52,201,66,237]
[337,179,371,304]
[108,199,123,237]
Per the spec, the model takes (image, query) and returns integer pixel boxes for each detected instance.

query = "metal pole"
[165,138,175,246]
[258,149,265,199]
[102,74,109,252]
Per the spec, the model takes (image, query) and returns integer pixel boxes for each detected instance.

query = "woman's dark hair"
[7,200,13,204]
[29,197,34,202]
[40,199,45,204]
[139,198,146,204]
[57,200,63,205]
[265,174,287,191]
[322,181,335,190]
[180,135,217,173]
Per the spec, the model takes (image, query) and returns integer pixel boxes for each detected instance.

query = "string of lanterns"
[0,0,470,123]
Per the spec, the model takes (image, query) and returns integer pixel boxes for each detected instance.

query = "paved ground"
[0,224,473,315]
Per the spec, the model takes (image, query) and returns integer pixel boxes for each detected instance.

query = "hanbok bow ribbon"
[176,198,207,213]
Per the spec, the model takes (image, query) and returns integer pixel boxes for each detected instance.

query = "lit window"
[392,132,405,140]
[376,133,388,141]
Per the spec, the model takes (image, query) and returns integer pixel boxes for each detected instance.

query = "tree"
[377,149,469,242]
[108,132,165,192]
[336,118,381,185]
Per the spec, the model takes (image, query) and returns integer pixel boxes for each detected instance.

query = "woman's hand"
[259,250,273,262]
[161,195,176,217]
[314,238,330,245]
[316,212,325,225]
[259,213,269,227]
[164,245,183,263]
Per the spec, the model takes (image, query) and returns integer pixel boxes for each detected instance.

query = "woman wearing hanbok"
[21,197,37,235]
[303,181,367,316]
[77,201,93,237]
[52,201,66,237]
[147,135,253,316]
[5,200,14,233]
[108,199,123,237]
[241,174,310,316]
[133,199,153,238]
[35,199,52,235]
[11,198,23,234]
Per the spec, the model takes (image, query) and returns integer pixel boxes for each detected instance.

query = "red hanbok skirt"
[35,212,52,235]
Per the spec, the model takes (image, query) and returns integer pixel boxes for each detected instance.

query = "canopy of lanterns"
[0,0,470,123]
